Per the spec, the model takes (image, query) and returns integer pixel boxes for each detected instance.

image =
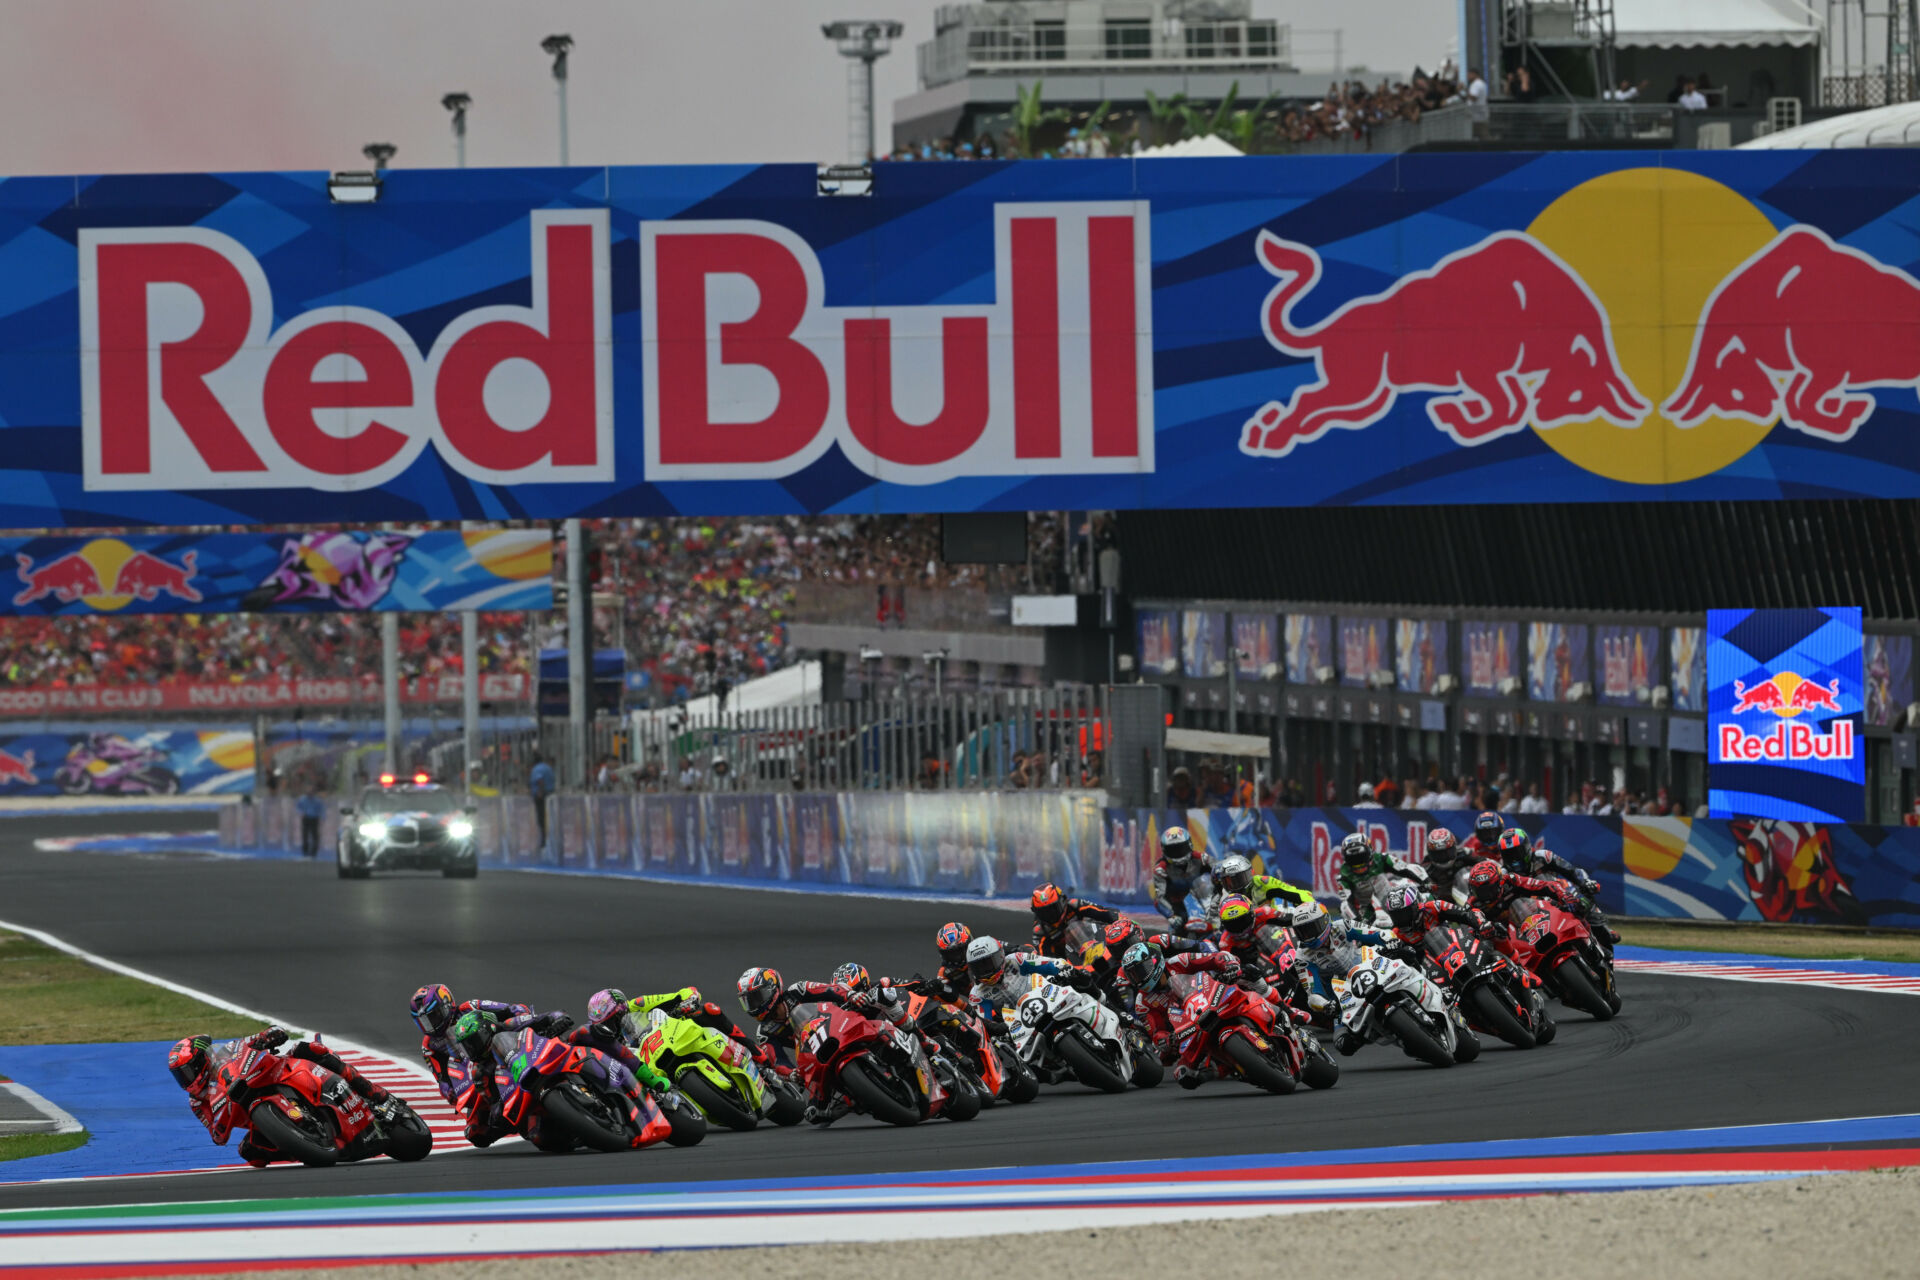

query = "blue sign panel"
[2,155,1920,529]
[1708,608,1864,822]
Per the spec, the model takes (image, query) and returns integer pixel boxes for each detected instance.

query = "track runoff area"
[0,813,1915,1275]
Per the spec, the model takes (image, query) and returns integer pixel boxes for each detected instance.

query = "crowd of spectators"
[1334,774,1690,819]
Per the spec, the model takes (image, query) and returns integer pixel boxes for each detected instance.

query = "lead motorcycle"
[1420,922,1555,1049]
[215,1040,432,1168]
[1336,948,1481,1068]
[1168,970,1339,1095]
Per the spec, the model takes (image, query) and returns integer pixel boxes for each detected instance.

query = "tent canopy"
[1612,0,1822,48]
[1740,100,1920,148]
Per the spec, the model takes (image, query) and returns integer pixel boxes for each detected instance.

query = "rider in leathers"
[1497,830,1621,944]
[1028,883,1121,960]
[1214,854,1314,910]
[167,1027,391,1167]
[564,988,676,1094]
[735,967,878,1123]
[448,1009,638,1151]
[408,983,572,1106]
[1336,832,1430,925]
[1421,828,1481,906]
[1289,903,1420,1055]
[1118,944,1245,1085]
[1149,826,1218,932]
[1464,859,1587,937]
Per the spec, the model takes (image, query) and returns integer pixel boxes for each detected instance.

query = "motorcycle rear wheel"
[379,1102,434,1161]
[250,1102,339,1167]
[677,1071,757,1132]
[1469,985,1535,1049]
[1384,1006,1455,1067]
[840,1059,922,1126]
[542,1080,633,1152]
[1554,961,1615,1021]
[1223,1034,1296,1095]
[765,1077,808,1126]
[657,1093,709,1147]
[1055,1029,1128,1094]
[940,1070,982,1122]
[1300,1038,1340,1089]
[1128,1041,1165,1089]
[995,1046,1041,1104]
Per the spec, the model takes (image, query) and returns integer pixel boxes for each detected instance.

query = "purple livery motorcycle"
[241,532,413,612]
[55,734,180,796]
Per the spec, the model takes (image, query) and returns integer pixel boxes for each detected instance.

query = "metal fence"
[627,684,1112,793]
[1278,102,1679,156]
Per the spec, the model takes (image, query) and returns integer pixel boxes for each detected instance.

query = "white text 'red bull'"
[1716,720,1855,763]
[640,202,1154,484]
[78,212,614,492]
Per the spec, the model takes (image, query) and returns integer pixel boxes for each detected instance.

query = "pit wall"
[223,796,1920,930]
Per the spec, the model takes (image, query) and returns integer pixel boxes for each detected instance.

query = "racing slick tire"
[1127,1039,1165,1090]
[1554,961,1615,1022]
[377,1102,434,1162]
[677,1071,758,1132]
[1054,1028,1129,1094]
[541,1079,632,1152]
[764,1076,808,1126]
[940,1071,982,1122]
[839,1059,922,1127]
[1222,1033,1297,1095]
[656,1091,709,1147]
[249,1101,339,1167]
[1300,1037,1341,1089]
[995,1046,1041,1104]
[1469,985,1536,1050]
[1384,1006,1455,1067]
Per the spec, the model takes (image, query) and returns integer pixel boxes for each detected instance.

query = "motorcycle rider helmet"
[832,962,872,993]
[934,922,972,968]
[409,983,457,1038]
[965,936,1008,985]
[1102,919,1144,957]
[737,967,785,1020]
[1216,854,1254,896]
[1339,831,1374,872]
[1497,827,1531,871]
[1160,826,1195,873]
[167,1034,213,1092]
[1290,902,1331,948]
[1383,885,1423,930]
[1219,893,1256,935]
[451,1010,499,1064]
[587,988,638,1045]
[1475,811,1504,843]
[1426,828,1458,858]
[1120,942,1166,992]
[1466,860,1507,904]
[1030,883,1066,926]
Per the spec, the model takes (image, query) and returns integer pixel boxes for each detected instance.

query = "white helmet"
[965,935,1007,983]
[1216,854,1253,896]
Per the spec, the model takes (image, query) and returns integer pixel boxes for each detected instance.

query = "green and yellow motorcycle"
[632,1008,806,1131]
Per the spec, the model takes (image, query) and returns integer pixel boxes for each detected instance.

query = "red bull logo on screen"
[1719,670,1853,763]
[639,203,1152,484]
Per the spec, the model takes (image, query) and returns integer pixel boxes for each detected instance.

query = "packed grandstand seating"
[0,515,1058,702]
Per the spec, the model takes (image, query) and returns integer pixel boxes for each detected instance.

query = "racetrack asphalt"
[2,811,1916,1210]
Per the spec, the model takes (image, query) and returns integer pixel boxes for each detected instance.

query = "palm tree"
[1011,81,1069,157]
[1181,80,1241,141]
[1143,88,1190,145]
[1226,90,1282,153]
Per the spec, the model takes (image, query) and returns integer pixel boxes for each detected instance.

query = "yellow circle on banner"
[78,538,135,611]
[1526,168,1777,484]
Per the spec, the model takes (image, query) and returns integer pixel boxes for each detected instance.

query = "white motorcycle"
[1010,977,1164,1093]
[1336,948,1481,1068]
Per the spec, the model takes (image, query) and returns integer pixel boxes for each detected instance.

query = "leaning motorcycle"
[632,1009,804,1130]
[1168,971,1339,1094]
[216,1042,432,1168]
[908,989,1040,1105]
[1009,973,1163,1093]
[1420,923,1555,1049]
[1336,948,1480,1068]
[796,1002,979,1127]
[476,1025,694,1151]
[1499,895,1620,1020]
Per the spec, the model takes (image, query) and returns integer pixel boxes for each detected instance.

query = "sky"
[0,0,1456,175]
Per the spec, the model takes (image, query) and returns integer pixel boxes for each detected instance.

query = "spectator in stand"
[677,756,703,791]
[1166,767,1199,808]
[1563,780,1594,815]
[709,756,735,792]
[1678,80,1708,111]
[1200,761,1233,808]
[1010,750,1032,790]
[296,787,323,859]
[1605,78,1649,101]
[528,754,555,852]
[1401,779,1425,810]
[1353,781,1382,809]
[1519,782,1550,815]
[1081,749,1104,788]
[1505,65,1539,104]
[1466,67,1489,112]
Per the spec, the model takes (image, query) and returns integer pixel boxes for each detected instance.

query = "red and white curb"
[1615,957,1920,996]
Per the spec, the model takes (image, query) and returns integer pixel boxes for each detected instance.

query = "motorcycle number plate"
[1443,951,1468,975]
[1019,997,1048,1027]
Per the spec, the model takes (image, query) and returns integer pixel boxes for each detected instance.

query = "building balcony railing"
[919,16,1292,88]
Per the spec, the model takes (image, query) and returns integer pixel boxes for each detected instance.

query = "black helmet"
[1475,810,1504,841]
[1383,885,1422,930]
[1339,832,1373,871]
[1498,828,1531,872]
[737,966,786,1020]
[1160,826,1195,870]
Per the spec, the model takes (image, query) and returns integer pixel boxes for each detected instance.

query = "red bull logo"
[1719,670,1853,762]
[13,540,199,609]
[0,748,36,785]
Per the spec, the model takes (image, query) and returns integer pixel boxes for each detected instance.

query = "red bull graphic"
[12,542,198,608]
[0,748,36,787]
[13,552,104,605]
[1241,231,1648,456]
[1709,608,1865,823]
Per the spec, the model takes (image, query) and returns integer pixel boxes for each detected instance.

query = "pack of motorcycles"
[221,867,1620,1163]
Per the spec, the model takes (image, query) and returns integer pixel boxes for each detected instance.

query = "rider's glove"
[1064,968,1097,992]
[1405,864,1431,883]
[252,1026,289,1050]
[1218,957,1243,982]
[536,1012,574,1038]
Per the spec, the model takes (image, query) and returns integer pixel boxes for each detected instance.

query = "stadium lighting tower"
[441,92,471,168]
[541,34,574,165]
[822,20,903,162]
[361,142,396,173]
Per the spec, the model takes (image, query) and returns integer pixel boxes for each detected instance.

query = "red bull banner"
[1709,608,1864,822]
[3,529,550,615]
[0,672,528,718]
[3,156,1920,528]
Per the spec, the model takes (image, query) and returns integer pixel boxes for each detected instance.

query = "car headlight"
[446,819,473,840]
[358,821,385,840]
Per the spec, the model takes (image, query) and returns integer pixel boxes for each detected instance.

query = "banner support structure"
[462,610,480,794]
[565,517,588,786]
[382,613,401,775]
